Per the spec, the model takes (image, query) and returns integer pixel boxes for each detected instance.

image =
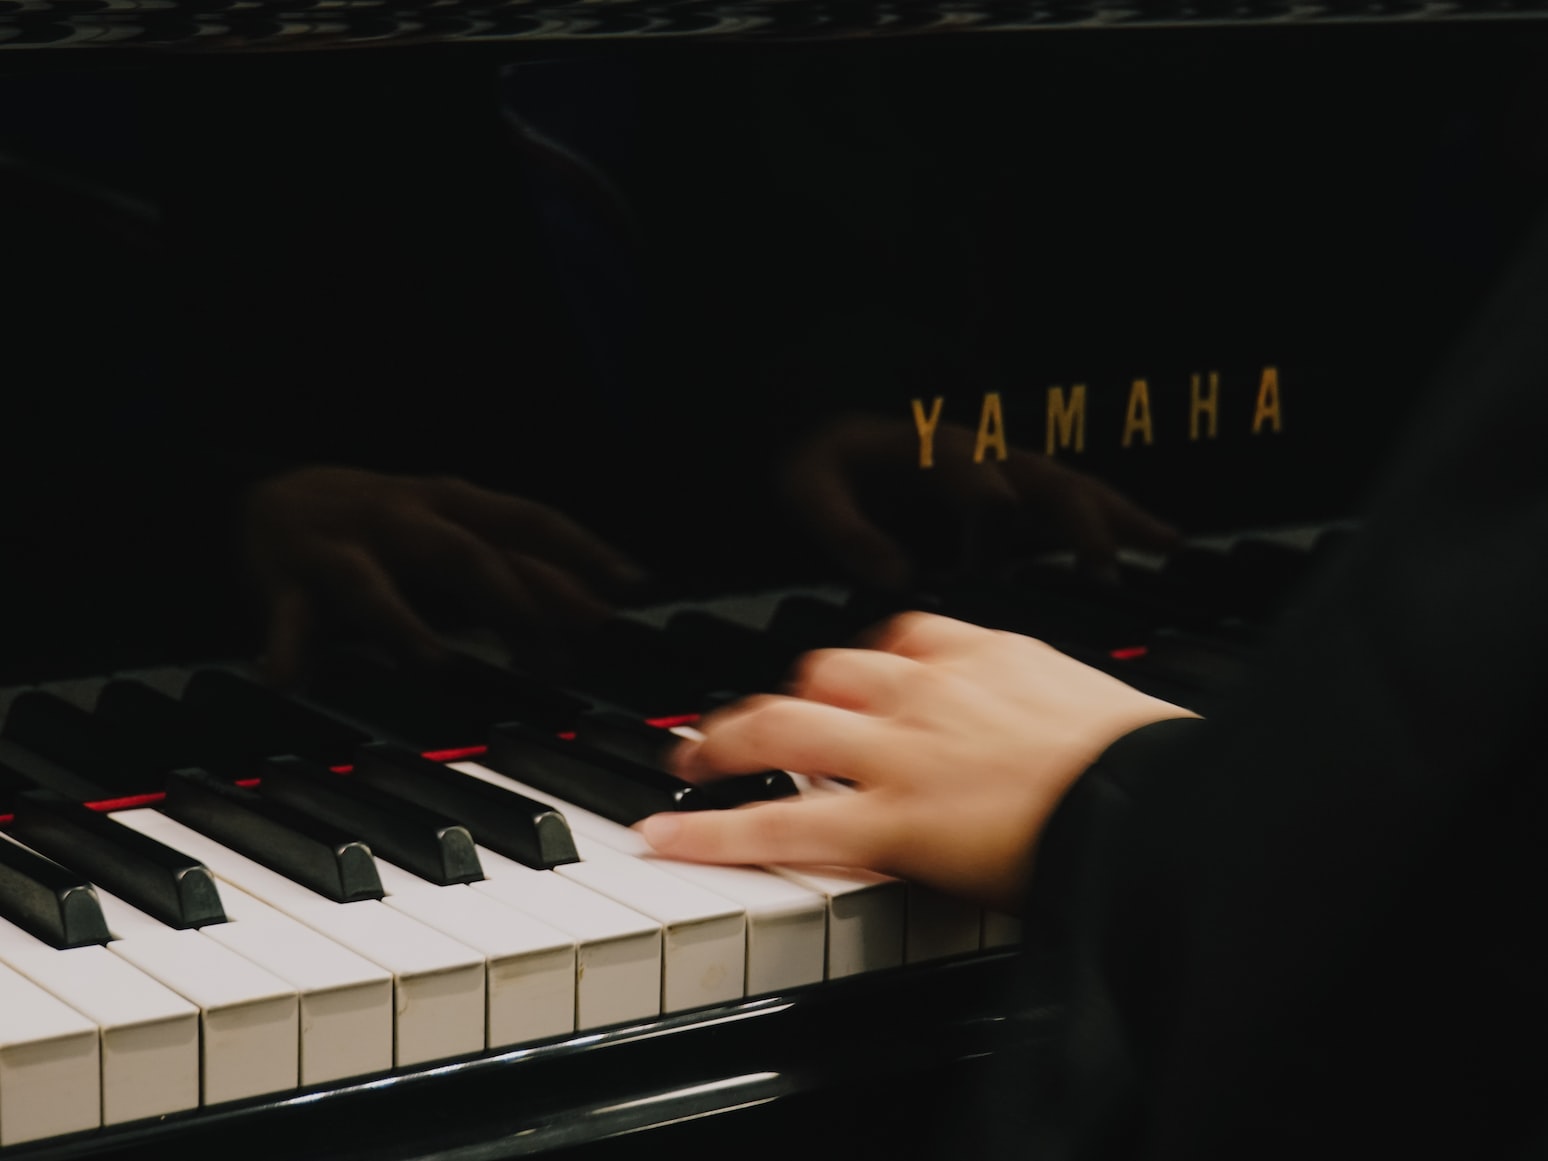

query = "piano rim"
[1,948,1051,1160]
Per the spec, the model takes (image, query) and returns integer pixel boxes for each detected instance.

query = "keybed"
[0,524,1342,1147]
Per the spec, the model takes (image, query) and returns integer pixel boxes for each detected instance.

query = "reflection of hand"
[640,612,1195,910]
[779,415,1178,589]
[244,466,642,685]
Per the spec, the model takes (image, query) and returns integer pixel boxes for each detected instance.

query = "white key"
[0,917,199,1125]
[458,763,826,994]
[905,885,983,964]
[207,887,394,1086]
[94,889,298,1105]
[980,912,1023,948]
[374,861,576,1048]
[774,865,905,978]
[113,810,486,1068]
[767,773,907,978]
[453,762,746,1012]
[0,961,100,1146]
[470,847,662,1032]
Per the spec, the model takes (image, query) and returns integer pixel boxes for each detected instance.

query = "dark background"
[3,20,1545,679]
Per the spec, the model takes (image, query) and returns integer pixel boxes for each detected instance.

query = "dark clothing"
[1003,208,1548,1159]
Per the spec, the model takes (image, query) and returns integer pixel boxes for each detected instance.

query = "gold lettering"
[1046,385,1087,455]
[1190,371,1220,441]
[1252,366,1284,434]
[1122,379,1154,448]
[912,396,945,469]
[974,392,1008,463]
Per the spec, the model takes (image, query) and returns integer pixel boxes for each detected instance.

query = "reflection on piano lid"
[0,521,1334,1155]
[4,1,1548,53]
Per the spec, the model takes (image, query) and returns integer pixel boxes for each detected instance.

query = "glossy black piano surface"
[2,5,1548,1158]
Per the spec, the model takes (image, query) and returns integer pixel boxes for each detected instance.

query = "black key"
[2,692,167,795]
[0,740,112,803]
[10,791,226,929]
[1108,563,1225,629]
[700,769,801,808]
[304,653,471,752]
[350,743,578,870]
[572,618,709,717]
[92,681,259,784]
[257,756,483,886]
[1145,630,1257,690]
[572,710,678,769]
[0,760,40,813]
[428,654,590,736]
[843,588,933,631]
[574,710,797,807]
[485,721,716,827]
[765,595,864,655]
[181,670,372,766]
[0,832,111,949]
[665,611,790,693]
[944,577,1161,650]
[162,768,384,903]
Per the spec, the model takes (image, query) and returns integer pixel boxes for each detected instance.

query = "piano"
[2,2,1547,1157]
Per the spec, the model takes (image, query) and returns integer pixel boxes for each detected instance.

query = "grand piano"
[2,3,1547,1157]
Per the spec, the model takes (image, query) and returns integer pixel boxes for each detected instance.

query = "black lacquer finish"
[486,720,714,826]
[351,742,579,869]
[304,653,476,752]
[0,744,107,806]
[574,710,798,806]
[307,652,590,750]
[1,693,164,796]
[258,755,484,886]
[181,671,372,768]
[0,832,111,949]
[9,790,226,929]
[162,768,385,903]
[2,1,1546,54]
[93,682,258,785]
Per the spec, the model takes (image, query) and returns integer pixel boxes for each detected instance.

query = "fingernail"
[638,814,682,849]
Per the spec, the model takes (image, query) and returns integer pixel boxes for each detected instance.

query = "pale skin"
[640,612,1197,913]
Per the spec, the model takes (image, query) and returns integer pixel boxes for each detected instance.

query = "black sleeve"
[990,208,1548,1161]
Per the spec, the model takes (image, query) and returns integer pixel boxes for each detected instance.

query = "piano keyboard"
[0,522,1348,1149]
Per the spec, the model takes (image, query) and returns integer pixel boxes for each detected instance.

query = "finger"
[430,479,645,592]
[259,585,315,689]
[785,647,921,713]
[636,793,891,869]
[862,611,999,661]
[781,462,914,591]
[310,545,448,668]
[672,694,882,783]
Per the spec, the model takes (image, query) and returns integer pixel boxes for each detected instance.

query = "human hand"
[639,612,1196,910]
[779,414,1178,589]
[243,466,643,685]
